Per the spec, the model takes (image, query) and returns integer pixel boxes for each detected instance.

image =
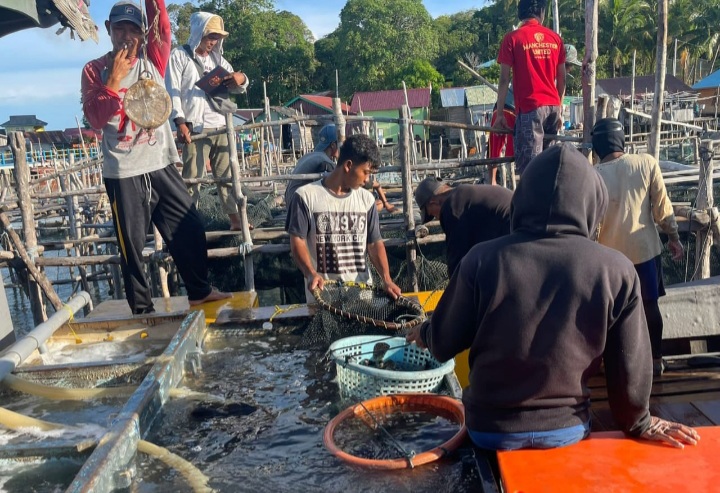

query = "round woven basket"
[124,78,172,130]
[328,335,455,401]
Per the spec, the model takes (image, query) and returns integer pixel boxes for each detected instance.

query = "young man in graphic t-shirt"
[492,0,566,175]
[285,134,402,303]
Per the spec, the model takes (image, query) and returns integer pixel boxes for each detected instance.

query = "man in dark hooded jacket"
[407,143,699,451]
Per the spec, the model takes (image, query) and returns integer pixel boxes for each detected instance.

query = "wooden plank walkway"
[589,362,720,431]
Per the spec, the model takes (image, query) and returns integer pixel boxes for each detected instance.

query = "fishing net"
[299,281,426,349]
[393,254,449,294]
[246,193,277,228]
[323,394,467,469]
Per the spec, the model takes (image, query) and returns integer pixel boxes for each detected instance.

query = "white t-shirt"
[286,180,382,302]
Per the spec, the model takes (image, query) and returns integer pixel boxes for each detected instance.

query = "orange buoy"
[323,393,467,470]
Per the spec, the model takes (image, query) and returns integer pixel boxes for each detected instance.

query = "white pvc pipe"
[0,291,92,382]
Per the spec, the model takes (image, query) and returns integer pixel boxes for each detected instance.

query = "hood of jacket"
[188,12,224,55]
[511,143,607,239]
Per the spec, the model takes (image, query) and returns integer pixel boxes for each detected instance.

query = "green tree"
[599,0,653,77]
[432,11,481,87]
[387,60,445,90]
[325,0,439,98]
[175,1,316,106]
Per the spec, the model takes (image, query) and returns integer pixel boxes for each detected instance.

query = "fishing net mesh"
[299,282,426,349]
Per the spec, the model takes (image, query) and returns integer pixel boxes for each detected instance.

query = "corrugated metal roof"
[235,109,264,121]
[465,86,497,106]
[25,131,69,145]
[693,69,720,90]
[440,87,466,108]
[597,75,695,97]
[285,95,351,115]
[350,88,431,113]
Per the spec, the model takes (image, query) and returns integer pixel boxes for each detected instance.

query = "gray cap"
[109,1,145,29]
[565,45,582,67]
[414,176,444,223]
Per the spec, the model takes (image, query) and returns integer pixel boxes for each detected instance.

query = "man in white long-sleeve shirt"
[166,12,249,230]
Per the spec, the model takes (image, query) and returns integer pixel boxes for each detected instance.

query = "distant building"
[1,115,48,133]
[692,69,720,117]
[350,88,431,145]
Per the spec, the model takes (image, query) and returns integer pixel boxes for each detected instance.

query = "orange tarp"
[498,426,720,492]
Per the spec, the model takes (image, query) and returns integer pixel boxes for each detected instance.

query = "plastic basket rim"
[329,335,455,381]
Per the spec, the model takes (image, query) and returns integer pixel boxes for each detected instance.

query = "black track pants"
[105,165,212,313]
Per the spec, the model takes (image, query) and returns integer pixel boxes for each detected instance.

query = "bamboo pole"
[60,173,90,301]
[648,0,668,160]
[399,105,418,292]
[332,98,347,145]
[0,208,63,311]
[693,140,714,280]
[630,50,636,143]
[226,113,255,292]
[153,227,169,298]
[10,132,47,323]
[582,0,598,155]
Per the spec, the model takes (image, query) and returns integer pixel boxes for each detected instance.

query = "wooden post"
[153,226,170,298]
[582,0,599,155]
[109,244,123,300]
[10,132,47,324]
[648,0,668,161]
[60,173,90,304]
[0,209,63,311]
[333,98,347,145]
[629,50,636,144]
[0,276,14,351]
[597,95,609,121]
[226,113,255,291]
[694,140,714,280]
[399,105,418,292]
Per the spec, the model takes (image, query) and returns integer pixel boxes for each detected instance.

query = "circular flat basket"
[328,335,455,401]
[324,393,467,469]
[124,78,172,130]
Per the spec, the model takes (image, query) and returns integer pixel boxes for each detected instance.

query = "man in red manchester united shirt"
[492,0,566,175]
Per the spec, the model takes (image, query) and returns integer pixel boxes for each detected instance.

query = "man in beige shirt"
[592,118,683,376]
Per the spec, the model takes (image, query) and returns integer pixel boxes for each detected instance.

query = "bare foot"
[230,222,254,232]
[189,287,232,306]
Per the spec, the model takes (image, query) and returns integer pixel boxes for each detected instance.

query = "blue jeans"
[469,422,590,451]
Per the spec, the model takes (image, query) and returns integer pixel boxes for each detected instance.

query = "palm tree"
[599,0,653,77]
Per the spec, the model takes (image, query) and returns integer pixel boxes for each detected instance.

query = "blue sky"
[0,0,484,131]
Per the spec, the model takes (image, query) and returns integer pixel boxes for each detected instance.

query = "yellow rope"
[61,304,83,344]
[269,304,303,322]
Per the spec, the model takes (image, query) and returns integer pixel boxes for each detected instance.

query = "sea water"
[0,332,479,492]
[136,333,477,493]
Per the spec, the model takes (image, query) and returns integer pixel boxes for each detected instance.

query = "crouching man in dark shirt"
[407,143,700,450]
[414,178,512,277]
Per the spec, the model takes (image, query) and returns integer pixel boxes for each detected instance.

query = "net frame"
[311,281,426,331]
[323,393,467,470]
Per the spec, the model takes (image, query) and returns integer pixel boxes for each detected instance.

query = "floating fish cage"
[0,295,470,493]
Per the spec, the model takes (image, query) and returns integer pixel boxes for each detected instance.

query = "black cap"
[592,118,625,159]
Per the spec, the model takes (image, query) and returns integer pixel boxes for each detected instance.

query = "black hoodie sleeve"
[421,256,478,362]
[603,274,653,436]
